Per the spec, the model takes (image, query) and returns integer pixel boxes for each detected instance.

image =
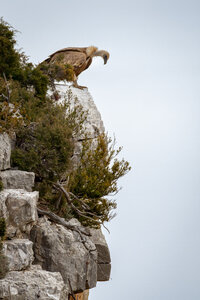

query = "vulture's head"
[102,51,110,64]
[93,49,110,64]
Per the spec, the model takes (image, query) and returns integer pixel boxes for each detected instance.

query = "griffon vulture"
[43,46,110,89]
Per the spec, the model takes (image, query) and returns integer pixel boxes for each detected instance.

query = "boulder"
[0,189,38,238]
[89,228,111,281]
[3,239,34,271]
[0,265,67,300]
[0,133,12,171]
[30,216,97,292]
[0,170,35,192]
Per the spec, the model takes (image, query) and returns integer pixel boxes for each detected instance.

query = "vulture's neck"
[92,50,105,58]
[86,46,98,57]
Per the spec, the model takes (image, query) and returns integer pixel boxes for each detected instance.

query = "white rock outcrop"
[0,265,67,300]
[0,189,38,238]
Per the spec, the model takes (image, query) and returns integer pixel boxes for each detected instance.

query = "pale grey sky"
[1,0,200,299]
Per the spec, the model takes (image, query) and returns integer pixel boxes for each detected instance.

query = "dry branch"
[53,183,102,225]
[37,208,90,236]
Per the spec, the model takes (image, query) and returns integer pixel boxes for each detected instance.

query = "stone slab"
[3,239,34,271]
[0,170,35,192]
[0,189,38,238]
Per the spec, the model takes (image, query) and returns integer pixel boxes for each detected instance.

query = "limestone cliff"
[0,87,111,300]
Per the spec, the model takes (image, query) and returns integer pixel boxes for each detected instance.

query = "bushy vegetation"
[39,60,75,85]
[0,18,48,100]
[0,18,21,78]
[11,97,84,209]
[0,18,131,227]
[0,218,8,279]
[68,134,130,226]
[11,102,74,183]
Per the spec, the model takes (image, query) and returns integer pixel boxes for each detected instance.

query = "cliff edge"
[0,86,111,300]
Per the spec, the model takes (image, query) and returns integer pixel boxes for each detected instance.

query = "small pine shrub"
[68,134,131,227]
[11,101,75,202]
[0,18,21,78]
[15,62,49,100]
[39,61,75,84]
[0,18,48,134]
[11,94,87,212]
[0,18,48,100]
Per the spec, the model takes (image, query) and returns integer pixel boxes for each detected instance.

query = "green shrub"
[11,100,75,204]
[0,18,48,103]
[39,60,75,84]
[0,18,49,134]
[14,62,49,100]
[0,18,21,78]
[68,134,131,226]
[11,93,87,211]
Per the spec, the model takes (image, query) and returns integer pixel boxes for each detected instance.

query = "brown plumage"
[43,46,110,89]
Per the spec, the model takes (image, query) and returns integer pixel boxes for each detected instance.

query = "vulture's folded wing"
[50,51,86,68]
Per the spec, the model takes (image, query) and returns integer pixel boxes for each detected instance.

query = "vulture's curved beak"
[103,55,108,65]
